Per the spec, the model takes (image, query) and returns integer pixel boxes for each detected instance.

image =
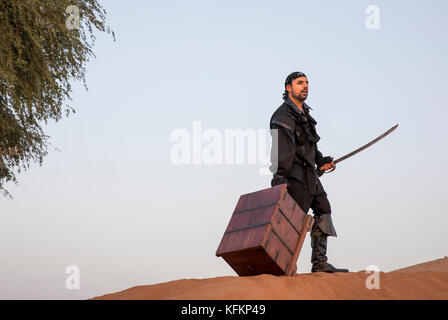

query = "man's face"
[287,77,309,101]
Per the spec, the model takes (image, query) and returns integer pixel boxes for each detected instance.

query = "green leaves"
[0,0,114,197]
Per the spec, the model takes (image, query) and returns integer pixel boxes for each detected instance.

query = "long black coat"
[269,98,327,195]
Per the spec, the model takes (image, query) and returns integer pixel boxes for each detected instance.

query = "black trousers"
[286,177,331,216]
[286,176,337,237]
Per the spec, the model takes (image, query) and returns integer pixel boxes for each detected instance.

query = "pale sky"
[1,0,447,299]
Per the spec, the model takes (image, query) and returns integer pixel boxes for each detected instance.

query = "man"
[269,71,348,273]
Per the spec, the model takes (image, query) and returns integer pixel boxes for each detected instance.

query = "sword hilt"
[320,167,336,175]
[317,157,336,176]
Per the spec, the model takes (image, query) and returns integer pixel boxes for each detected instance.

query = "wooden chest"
[216,184,313,276]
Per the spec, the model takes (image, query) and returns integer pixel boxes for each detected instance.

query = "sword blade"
[334,124,398,164]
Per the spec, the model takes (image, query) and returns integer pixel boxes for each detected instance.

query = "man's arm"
[315,147,324,166]
[315,145,335,176]
[270,118,296,186]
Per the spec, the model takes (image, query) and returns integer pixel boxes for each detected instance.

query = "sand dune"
[92,257,448,300]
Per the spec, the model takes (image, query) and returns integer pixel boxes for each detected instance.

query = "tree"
[0,0,114,197]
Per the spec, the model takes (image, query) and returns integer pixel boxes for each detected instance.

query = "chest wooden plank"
[216,184,310,276]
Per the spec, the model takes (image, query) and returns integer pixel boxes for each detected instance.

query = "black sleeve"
[269,121,296,186]
[315,146,334,177]
[315,146,323,166]
[316,147,325,177]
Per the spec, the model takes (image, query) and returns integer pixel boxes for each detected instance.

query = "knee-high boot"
[310,219,349,273]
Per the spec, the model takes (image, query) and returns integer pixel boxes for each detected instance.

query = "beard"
[296,91,308,101]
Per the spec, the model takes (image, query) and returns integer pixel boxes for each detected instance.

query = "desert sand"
[92,257,448,300]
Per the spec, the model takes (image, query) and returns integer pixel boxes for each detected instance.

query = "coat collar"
[285,98,313,117]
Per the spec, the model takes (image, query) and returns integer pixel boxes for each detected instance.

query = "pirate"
[269,71,349,273]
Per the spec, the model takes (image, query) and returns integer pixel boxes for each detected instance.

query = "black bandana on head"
[284,71,307,87]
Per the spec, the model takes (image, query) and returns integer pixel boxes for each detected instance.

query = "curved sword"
[320,124,398,173]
